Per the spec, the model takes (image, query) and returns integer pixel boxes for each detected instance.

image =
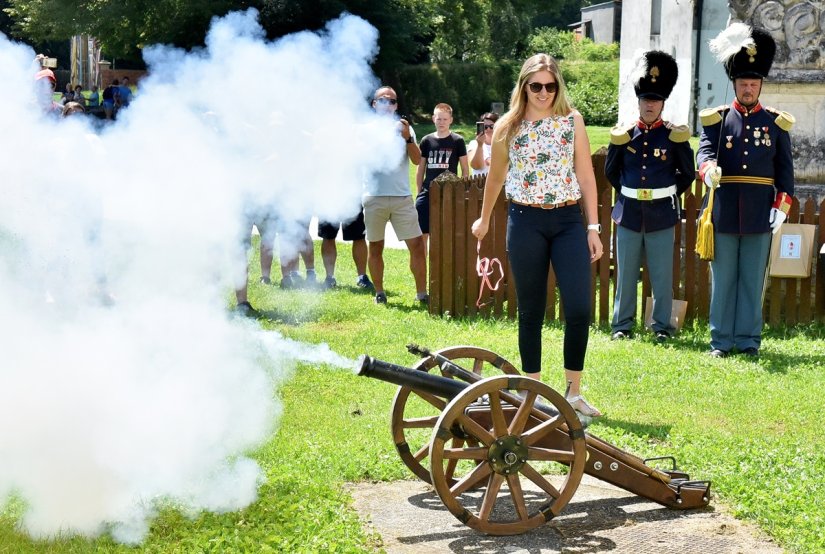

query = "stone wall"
[762,81,825,184]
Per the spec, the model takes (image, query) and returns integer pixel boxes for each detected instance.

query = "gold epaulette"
[699,105,727,126]
[609,125,633,145]
[765,106,795,132]
[667,123,691,143]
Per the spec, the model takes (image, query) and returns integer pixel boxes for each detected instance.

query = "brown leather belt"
[510,199,578,210]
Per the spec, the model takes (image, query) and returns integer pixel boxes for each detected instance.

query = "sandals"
[566,395,602,418]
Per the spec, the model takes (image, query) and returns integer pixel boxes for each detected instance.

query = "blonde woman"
[471,53,603,417]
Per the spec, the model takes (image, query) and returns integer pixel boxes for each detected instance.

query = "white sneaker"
[566,395,602,418]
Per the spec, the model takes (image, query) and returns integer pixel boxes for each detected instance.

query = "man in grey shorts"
[364,86,428,305]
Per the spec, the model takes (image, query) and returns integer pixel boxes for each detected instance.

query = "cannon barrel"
[358,355,468,399]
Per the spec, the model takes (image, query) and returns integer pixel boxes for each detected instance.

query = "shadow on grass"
[591,418,672,442]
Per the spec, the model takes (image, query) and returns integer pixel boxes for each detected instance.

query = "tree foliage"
[526,28,618,61]
[2,0,426,72]
[3,0,586,68]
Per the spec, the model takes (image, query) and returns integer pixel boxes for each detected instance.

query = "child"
[415,103,469,248]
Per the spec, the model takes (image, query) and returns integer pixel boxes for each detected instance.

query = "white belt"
[621,185,677,201]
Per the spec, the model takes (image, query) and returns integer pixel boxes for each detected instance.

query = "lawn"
[2,240,822,553]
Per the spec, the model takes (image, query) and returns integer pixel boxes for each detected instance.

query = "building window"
[651,0,662,36]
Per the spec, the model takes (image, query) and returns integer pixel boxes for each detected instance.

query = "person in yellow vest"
[697,23,794,358]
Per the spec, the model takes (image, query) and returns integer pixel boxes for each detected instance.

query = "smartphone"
[476,121,484,135]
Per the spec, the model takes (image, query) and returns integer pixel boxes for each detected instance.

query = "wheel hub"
[487,435,528,475]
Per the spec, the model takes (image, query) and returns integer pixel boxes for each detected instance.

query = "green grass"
[4,242,822,552]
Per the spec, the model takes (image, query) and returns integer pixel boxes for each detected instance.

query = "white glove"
[769,208,786,234]
[703,165,722,189]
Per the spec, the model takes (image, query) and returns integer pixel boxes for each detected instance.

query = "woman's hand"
[587,231,603,262]
[471,217,489,241]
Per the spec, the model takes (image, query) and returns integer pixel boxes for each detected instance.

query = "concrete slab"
[348,475,783,553]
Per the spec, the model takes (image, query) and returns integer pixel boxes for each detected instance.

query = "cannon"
[357,345,711,536]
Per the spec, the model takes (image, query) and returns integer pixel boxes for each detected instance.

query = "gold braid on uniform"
[609,124,634,145]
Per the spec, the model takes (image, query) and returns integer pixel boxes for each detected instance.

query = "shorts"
[318,209,366,241]
[415,192,430,234]
[242,211,279,249]
[362,195,422,243]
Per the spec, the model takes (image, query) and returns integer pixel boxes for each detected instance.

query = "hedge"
[388,59,619,127]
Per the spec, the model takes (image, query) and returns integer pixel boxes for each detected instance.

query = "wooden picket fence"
[428,151,825,325]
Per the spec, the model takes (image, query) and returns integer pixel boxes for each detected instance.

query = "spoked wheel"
[429,375,586,535]
[390,346,519,484]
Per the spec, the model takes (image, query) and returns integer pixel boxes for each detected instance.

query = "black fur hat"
[710,23,776,80]
[631,51,678,100]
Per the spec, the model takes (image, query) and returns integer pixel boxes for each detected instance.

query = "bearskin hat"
[631,50,678,100]
[709,22,776,80]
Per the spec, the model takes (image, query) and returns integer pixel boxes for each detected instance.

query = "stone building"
[616,0,825,186]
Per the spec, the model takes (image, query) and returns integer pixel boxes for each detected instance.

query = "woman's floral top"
[505,114,581,205]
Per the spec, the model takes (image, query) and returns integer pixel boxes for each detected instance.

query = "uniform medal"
[660,148,667,161]
[725,135,733,149]
[654,148,660,157]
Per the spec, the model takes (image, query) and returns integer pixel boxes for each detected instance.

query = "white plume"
[709,21,753,63]
[628,48,648,87]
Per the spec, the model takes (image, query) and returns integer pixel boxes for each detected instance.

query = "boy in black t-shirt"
[415,103,469,247]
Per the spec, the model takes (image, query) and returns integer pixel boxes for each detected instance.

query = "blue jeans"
[506,203,592,372]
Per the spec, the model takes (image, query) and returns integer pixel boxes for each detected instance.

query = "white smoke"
[0,9,396,544]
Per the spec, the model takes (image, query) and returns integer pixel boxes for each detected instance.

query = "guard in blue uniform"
[697,24,794,358]
[606,51,694,342]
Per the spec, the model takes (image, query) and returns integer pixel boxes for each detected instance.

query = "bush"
[562,60,619,126]
[390,58,618,126]
[524,29,618,62]
[525,28,577,60]
[389,62,520,123]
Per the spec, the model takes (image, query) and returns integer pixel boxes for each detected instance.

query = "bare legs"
[368,236,427,296]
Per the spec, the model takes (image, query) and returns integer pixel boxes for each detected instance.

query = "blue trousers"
[506,203,592,372]
[709,231,771,352]
[612,226,675,334]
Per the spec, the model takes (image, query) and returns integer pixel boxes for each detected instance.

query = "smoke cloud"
[0,9,395,544]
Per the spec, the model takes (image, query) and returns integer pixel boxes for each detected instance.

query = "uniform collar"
[636,118,664,130]
[733,99,762,115]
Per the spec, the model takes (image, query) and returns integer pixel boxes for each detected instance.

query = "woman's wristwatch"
[587,224,601,234]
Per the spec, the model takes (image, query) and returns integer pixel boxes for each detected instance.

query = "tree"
[3,0,426,73]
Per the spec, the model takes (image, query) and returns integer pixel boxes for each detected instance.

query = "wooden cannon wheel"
[390,346,519,484]
[429,375,586,535]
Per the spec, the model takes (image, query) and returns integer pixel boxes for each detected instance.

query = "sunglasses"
[375,97,398,105]
[482,124,495,129]
[527,81,558,94]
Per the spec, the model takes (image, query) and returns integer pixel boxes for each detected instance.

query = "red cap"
[35,68,56,83]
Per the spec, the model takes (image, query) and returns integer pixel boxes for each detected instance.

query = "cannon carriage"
[358,345,711,536]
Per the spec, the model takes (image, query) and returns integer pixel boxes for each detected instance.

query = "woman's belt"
[621,185,677,200]
[509,199,578,209]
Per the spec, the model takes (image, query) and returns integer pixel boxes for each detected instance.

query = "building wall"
[725,0,825,183]
[581,2,618,44]
[695,1,734,125]
[762,82,825,184]
[617,0,695,127]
